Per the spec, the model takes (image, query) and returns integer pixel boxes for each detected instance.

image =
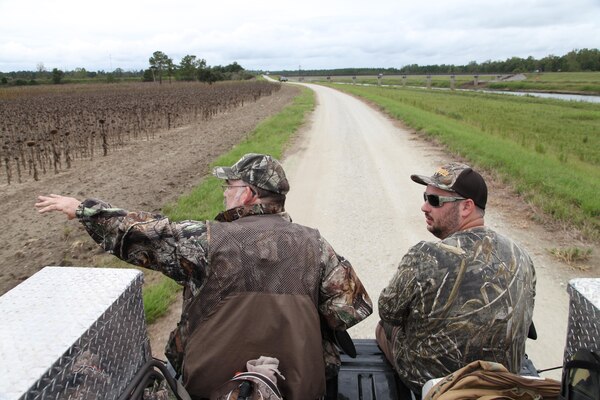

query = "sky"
[1,0,599,73]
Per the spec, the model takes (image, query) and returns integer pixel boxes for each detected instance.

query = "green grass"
[141,87,315,322]
[143,277,183,323]
[329,84,600,239]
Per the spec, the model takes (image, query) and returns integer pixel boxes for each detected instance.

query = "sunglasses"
[221,185,248,191]
[221,184,257,196]
[423,192,466,207]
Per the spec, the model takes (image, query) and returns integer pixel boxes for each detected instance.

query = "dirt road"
[282,82,597,380]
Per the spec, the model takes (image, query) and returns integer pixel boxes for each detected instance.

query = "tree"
[51,68,64,84]
[197,67,223,84]
[73,67,88,79]
[166,59,176,84]
[540,55,561,72]
[576,48,600,71]
[564,50,581,72]
[178,55,206,81]
[223,61,243,73]
[148,51,172,84]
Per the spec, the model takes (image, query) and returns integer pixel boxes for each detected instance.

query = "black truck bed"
[336,339,407,400]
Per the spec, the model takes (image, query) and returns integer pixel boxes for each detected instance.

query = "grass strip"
[330,84,600,240]
[142,86,315,322]
[143,277,183,324]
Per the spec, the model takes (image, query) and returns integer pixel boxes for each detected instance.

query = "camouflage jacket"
[378,226,536,393]
[76,198,372,376]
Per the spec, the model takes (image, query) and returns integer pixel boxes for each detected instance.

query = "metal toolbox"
[0,267,150,400]
[564,278,600,364]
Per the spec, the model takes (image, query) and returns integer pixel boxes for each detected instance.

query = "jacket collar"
[215,203,289,222]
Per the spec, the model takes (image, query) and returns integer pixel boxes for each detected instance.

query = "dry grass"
[548,247,592,270]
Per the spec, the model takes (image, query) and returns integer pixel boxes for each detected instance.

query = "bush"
[52,68,64,84]
[142,69,154,82]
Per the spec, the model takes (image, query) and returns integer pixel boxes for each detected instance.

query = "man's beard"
[428,203,460,239]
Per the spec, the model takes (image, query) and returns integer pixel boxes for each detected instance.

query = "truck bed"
[336,339,407,400]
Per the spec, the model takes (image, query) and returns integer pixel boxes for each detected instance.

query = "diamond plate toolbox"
[0,267,151,400]
[564,278,600,364]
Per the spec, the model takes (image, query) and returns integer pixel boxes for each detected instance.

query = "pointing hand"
[35,194,82,220]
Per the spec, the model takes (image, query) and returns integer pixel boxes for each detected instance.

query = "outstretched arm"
[37,195,208,286]
[35,194,82,220]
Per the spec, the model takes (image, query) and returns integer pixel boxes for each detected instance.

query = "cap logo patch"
[436,168,450,177]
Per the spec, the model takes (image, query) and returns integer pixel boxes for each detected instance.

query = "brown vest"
[182,215,326,399]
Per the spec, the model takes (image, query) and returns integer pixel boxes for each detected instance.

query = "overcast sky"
[1,0,598,72]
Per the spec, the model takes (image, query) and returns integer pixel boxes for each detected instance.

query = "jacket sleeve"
[76,198,208,286]
[318,237,373,330]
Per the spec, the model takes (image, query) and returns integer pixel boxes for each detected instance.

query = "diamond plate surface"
[563,278,600,364]
[0,266,151,400]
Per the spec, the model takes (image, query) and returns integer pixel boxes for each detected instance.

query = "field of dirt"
[0,83,301,296]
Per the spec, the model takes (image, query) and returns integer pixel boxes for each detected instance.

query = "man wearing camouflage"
[377,162,536,394]
[36,153,373,400]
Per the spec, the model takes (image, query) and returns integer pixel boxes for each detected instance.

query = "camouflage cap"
[213,153,290,195]
[411,162,488,209]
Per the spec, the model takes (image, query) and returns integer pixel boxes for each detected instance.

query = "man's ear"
[241,186,257,205]
[460,198,476,217]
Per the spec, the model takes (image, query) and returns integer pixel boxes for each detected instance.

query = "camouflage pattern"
[213,153,290,195]
[410,162,473,191]
[76,198,372,379]
[378,226,536,394]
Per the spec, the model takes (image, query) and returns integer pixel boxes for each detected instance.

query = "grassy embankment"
[329,84,600,243]
[141,86,315,323]
[313,72,600,94]
[487,72,600,93]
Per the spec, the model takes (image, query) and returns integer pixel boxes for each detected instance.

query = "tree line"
[145,51,252,84]
[271,48,600,76]
[0,51,253,86]
[3,48,598,86]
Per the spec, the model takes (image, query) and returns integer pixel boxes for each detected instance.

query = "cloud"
[0,0,598,72]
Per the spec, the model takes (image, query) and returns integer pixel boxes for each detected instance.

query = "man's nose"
[421,201,431,213]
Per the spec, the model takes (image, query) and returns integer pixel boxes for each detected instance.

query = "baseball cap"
[411,162,487,209]
[213,153,290,195]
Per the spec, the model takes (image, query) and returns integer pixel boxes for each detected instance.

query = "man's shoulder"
[446,227,533,263]
[408,227,499,257]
